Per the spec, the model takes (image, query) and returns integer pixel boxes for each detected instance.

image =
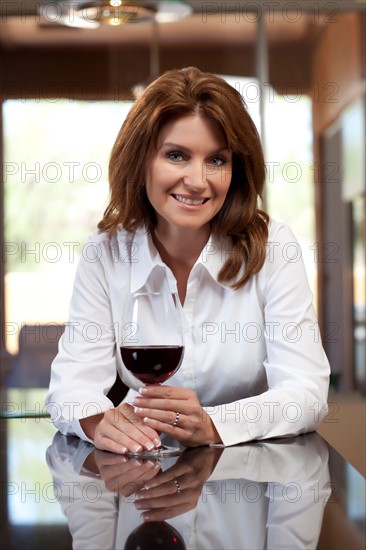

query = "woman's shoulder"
[263,217,304,275]
[85,227,147,247]
[81,227,148,267]
[267,217,297,243]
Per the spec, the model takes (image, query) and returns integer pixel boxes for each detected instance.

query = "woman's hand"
[92,450,161,497]
[134,446,223,521]
[132,386,222,447]
[79,403,162,455]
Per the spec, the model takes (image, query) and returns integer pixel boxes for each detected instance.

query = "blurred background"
[0,0,365,417]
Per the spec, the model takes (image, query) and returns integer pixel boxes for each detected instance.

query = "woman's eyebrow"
[159,142,230,154]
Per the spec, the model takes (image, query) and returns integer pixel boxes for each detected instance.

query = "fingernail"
[145,442,154,451]
[120,447,128,454]
[141,513,150,521]
[139,387,148,394]
[154,438,161,448]
[132,444,143,454]
[134,406,141,414]
[135,501,143,509]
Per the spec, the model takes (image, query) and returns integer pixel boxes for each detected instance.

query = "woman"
[46,67,330,454]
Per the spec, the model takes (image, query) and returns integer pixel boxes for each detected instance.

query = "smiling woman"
[45,67,330,456]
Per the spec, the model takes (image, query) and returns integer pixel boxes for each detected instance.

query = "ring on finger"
[172,411,180,427]
[173,479,181,494]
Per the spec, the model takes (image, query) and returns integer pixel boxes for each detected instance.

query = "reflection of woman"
[46,432,331,549]
[46,67,330,454]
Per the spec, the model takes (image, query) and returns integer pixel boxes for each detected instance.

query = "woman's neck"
[152,225,210,271]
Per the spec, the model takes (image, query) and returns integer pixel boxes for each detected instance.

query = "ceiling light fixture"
[38,0,192,28]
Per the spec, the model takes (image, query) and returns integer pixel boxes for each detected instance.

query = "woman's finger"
[97,456,154,482]
[103,459,161,495]
[138,385,190,400]
[133,396,190,413]
[140,416,188,439]
[137,462,190,491]
[141,501,194,522]
[134,406,186,428]
[135,491,190,511]
[97,407,162,454]
[117,404,162,444]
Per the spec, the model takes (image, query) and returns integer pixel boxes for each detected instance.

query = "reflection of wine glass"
[124,521,186,550]
[120,291,185,457]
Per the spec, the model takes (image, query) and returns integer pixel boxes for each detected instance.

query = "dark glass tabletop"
[1,415,365,550]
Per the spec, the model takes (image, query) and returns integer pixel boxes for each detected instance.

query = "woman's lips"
[172,194,209,206]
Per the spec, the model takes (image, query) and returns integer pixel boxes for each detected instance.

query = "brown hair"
[98,67,269,289]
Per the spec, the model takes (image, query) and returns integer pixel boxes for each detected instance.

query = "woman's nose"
[182,161,207,192]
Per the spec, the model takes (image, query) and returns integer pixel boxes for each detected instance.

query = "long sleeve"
[204,223,330,446]
[45,235,118,441]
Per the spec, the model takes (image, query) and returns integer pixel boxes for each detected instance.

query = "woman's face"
[145,114,232,237]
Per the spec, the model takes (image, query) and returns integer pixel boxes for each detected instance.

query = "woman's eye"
[167,151,184,161]
[210,157,226,167]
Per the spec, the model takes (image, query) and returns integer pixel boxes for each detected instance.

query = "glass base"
[127,445,183,458]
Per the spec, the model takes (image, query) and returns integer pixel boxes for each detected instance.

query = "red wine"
[120,345,184,384]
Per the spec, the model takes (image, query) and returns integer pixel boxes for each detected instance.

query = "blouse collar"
[126,228,234,293]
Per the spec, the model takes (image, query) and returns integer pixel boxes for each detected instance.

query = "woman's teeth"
[173,194,207,205]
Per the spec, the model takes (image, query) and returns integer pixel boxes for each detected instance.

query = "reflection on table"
[46,433,330,549]
[2,416,365,550]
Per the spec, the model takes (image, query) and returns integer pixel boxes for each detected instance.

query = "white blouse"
[45,218,330,446]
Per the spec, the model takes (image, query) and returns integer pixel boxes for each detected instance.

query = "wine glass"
[120,291,185,457]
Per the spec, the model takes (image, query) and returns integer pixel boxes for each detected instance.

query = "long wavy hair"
[98,67,269,289]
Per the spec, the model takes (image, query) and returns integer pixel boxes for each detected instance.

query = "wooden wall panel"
[312,12,366,136]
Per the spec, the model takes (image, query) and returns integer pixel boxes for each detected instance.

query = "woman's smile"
[171,193,209,207]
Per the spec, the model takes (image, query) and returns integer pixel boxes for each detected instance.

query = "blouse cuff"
[204,404,253,447]
[74,419,96,446]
